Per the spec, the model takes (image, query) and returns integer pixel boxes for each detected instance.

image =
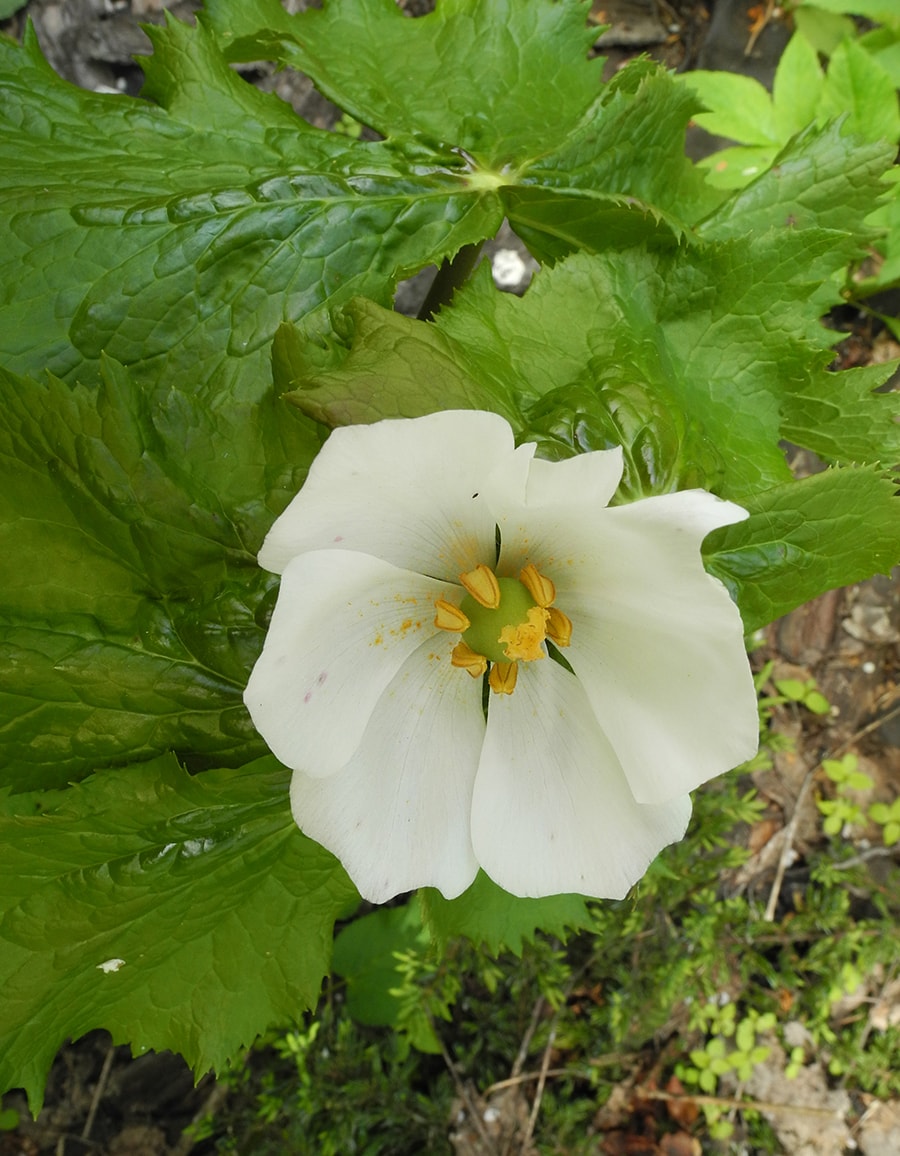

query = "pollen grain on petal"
[488,661,518,695]
[459,563,501,609]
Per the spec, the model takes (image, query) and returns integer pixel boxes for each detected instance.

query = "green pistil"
[461,578,537,665]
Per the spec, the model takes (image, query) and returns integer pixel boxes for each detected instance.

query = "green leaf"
[679,71,778,146]
[520,378,725,499]
[1,589,267,791]
[772,33,826,139]
[208,0,603,169]
[680,39,898,191]
[860,26,900,88]
[698,123,893,245]
[421,871,591,955]
[0,19,501,398]
[780,359,900,467]
[696,145,779,191]
[504,68,721,256]
[819,38,900,145]
[0,1,758,410]
[0,754,357,1110]
[794,7,857,56]
[273,295,524,429]
[331,904,440,1052]
[796,0,900,27]
[282,120,891,502]
[0,361,309,788]
[333,905,425,1027]
[704,468,900,633]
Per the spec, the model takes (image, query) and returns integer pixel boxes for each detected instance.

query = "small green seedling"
[869,798,900,845]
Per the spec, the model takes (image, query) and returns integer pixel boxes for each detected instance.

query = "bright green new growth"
[0,0,898,1111]
[677,14,900,293]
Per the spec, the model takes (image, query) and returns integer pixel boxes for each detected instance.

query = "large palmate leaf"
[0,755,357,1110]
[0,17,501,400]
[0,0,733,407]
[0,359,318,789]
[277,120,896,503]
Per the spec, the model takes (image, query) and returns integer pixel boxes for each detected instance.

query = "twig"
[520,1013,559,1153]
[763,692,900,920]
[498,999,545,1156]
[172,1077,232,1156]
[439,1034,499,1156]
[744,0,776,56]
[509,997,545,1082]
[486,1052,634,1095]
[835,697,900,752]
[81,1040,117,1142]
[640,1087,845,1118]
[764,761,816,921]
[832,846,896,872]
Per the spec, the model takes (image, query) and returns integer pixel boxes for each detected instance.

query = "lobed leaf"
[0,19,501,400]
[0,361,309,789]
[0,755,357,1111]
[283,168,892,504]
[704,467,900,632]
[421,872,591,956]
[208,0,603,168]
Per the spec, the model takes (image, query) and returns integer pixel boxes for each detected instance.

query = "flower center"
[462,577,545,664]
[433,563,572,695]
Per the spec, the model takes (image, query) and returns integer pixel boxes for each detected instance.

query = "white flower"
[244,411,759,903]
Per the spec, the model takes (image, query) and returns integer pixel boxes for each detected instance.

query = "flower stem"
[417,242,483,321]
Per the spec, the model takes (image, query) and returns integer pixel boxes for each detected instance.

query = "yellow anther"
[434,598,470,632]
[451,640,489,678]
[498,606,548,662]
[546,607,573,648]
[458,563,501,609]
[488,661,518,695]
[519,563,556,608]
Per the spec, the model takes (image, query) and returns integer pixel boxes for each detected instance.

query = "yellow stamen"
[519,563,556,608]
[498,606,549,662]
[546,606,573,648]
[451,640,488,678]
[434,598,470,632]
[458,563,501,609]
[489,661,518,695]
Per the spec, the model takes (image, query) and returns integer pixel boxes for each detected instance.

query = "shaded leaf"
[705,467,900,632]
[421,871,591,955]
[0,755,357,1111]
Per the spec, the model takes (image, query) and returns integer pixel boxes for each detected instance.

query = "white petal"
[524,446,624,508]
[244,549,457,776]
[259,411,516,580]
[471,657,692,899]
[559,490,758,803]
[488,445,624,573]
[291,641,484,903]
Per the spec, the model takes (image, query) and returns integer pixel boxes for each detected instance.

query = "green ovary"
[460,577,547,664]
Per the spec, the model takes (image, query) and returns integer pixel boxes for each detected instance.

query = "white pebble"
[491,248,528,288]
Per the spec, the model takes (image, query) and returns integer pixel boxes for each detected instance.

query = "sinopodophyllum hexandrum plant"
[0,0,899,1109]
